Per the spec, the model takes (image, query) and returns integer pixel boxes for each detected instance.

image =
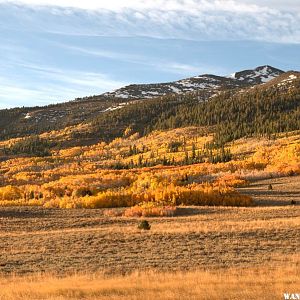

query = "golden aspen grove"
[1,126,300,212]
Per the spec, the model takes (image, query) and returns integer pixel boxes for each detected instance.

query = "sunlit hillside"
[1,123,300,212]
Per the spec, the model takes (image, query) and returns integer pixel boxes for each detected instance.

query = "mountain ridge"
[103,65,285,99]
[0,66,299,145]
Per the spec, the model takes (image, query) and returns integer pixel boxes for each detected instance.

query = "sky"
[0,0,299,108]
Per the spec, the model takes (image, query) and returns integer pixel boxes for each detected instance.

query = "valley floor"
[0,176,299,299]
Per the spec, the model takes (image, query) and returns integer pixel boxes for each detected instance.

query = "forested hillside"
[0,71,300,212]
[74,72,300,146]
[0,96,125,140]
[0,66,291,145]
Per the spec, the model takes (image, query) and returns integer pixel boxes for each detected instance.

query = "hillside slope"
[66,71,300,146]
[0,65,285,141]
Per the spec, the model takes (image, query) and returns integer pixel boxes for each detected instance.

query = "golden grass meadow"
[1,129,300,299]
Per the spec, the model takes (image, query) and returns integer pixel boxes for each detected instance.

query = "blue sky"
[0,0,300,108]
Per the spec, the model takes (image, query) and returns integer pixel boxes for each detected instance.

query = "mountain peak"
[103,65,285,100]
[233,65,284,84]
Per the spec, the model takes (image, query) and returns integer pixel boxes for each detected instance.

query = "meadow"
[1,128,300,299]
[0,175,299,298]
[1,265,299,300]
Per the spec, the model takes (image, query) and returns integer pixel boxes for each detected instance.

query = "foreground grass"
[0,265,299,300]
[1,204,299,275]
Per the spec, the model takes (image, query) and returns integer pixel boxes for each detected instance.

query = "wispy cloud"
[0,66,127,108]
[54,43,206,76]
[18,63,127,89]
[59,44,146,62]
[0,0,299,43]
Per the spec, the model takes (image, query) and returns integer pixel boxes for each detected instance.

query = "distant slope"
[103,66,284,99]
[78,71,300,145]
[0,96,130,140]
[0,66,291,143]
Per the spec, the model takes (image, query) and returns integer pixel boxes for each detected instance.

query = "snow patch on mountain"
[228,72,236,79]
[103,66,285,100]
[234,65,284,84]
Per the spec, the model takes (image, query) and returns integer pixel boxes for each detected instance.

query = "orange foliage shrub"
[215,174,248,187]
[43,182,253,209]
[124,202,177,217]
[0,185,22,201]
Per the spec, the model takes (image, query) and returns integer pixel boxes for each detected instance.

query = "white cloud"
[0,0,232,11]
[238,0,300,11]
[1,0,299,43]
[0,0,295,13]
[53,43,201,75]
[0,80,73,108]
[164,63,203,74]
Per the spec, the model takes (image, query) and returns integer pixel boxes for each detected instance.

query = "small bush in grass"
[138,220,151,230]
[268,184,273,190]
[291,200,297,205]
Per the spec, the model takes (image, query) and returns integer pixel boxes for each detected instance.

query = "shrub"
[0,185,23,201]
[138,220,151,230]
[216,174,248,188]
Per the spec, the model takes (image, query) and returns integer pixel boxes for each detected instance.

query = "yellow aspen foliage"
[1,128,300,209]
[0,185,22,201]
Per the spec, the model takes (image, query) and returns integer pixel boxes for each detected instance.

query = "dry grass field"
[0,265,299,300]
[0,176,299,299]
[238,175,300,206]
